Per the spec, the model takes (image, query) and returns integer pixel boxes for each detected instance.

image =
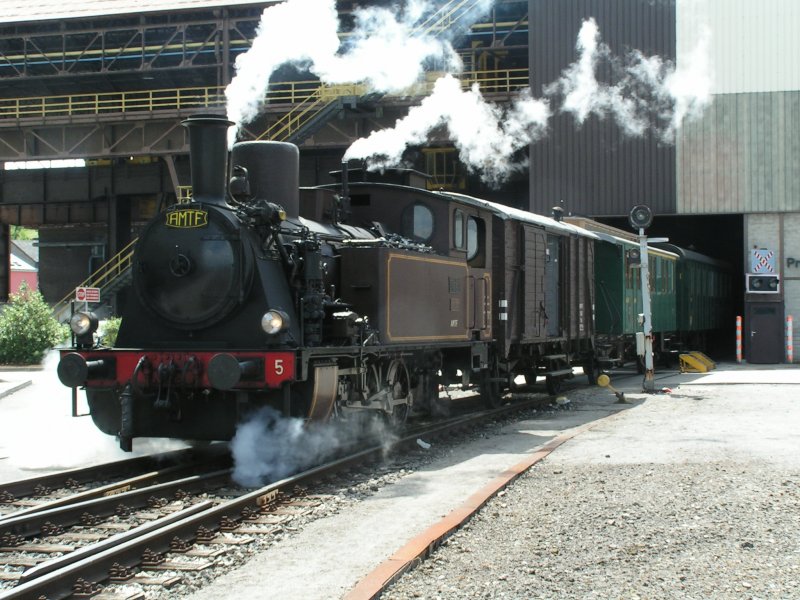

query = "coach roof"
[440,191,599,240]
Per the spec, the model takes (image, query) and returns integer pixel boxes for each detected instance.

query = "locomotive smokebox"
[231,141,300,218]
[183,114,233,206]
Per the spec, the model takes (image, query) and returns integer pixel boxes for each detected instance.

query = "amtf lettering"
[166,209,208,228]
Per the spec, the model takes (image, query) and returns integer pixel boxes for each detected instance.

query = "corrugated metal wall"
[678,0,800,95]
[676,0,800,215]
[528,0,677,218]
[677,92,800,214]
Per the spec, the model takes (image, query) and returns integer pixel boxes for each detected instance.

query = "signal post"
[629,205,667,394]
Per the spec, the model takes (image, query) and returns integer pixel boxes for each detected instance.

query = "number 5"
[274,359,284,376]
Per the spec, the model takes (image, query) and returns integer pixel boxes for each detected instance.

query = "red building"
[10,240,39,294]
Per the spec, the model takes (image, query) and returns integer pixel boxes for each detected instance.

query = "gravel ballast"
[383,379,800,599]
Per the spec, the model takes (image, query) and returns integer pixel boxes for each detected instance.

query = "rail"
[0,70,527,123]
[52,238,138,322]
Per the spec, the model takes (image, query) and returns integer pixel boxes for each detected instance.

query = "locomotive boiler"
[57,114,598,450]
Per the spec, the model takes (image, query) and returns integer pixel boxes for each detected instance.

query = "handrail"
[413,0,484,35]
[0,69,528,125]
[255,69,527,141]
[52,238,138,321]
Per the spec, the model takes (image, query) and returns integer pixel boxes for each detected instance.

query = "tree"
[0,282,66,364]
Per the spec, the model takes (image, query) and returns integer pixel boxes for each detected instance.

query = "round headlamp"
[261,310,289,335]
[70,311,98,336]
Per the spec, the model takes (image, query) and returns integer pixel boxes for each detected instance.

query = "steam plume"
[225,0,482,142]
[230,407,395,487]
[547,18,713,142]
[344,75,551,186]
[346,18,712,182]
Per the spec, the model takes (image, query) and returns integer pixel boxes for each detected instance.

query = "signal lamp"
[746,274,780,294]
[628,204,653,231]
[626,247,642,267]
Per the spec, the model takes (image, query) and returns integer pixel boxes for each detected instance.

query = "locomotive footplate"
[57,350,296,391]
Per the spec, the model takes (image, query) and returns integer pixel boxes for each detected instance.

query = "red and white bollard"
[788,315,794,363]
[736,315,743,363]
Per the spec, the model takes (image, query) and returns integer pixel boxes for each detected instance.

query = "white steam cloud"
[345,18,712,183]
[547,18,713,142]
[344,75,550,186]
[225,0,482,143]
[230,407,395,487]
[227,2,712,185]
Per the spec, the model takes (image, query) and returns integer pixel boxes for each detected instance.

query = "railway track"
[0,446,230,521]
[0,394,552,599]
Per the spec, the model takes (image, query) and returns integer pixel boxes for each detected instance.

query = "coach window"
[453,209,465,249]
[467,216,485,267]
[402,202,434,242]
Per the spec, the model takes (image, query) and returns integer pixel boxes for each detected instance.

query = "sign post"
[75,287,101,304]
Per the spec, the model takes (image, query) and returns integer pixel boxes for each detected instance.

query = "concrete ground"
[185,361,800,600]
[1,357,798,599]
[0,352,185,484]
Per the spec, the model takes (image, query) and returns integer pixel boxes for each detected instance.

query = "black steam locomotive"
[57,114,598,450]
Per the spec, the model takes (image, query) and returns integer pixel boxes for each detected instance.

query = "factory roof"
[0,0,274,24]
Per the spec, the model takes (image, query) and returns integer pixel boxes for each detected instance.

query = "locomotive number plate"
[166,209,208,228]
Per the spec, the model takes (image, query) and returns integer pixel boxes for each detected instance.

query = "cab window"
[467,216,486,267]
[453,209,465,249]
[402,202,434,242]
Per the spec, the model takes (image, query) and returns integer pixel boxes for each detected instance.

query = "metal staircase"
[52,238,137,322]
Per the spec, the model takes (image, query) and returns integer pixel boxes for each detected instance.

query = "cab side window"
[402,202,434,242]
[453,209,465,249]
[467,216,486,267]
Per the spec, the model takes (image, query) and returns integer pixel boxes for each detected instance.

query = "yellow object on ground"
[679,352,716,373]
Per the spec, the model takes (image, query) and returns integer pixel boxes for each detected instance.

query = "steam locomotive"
[56,114,728,451]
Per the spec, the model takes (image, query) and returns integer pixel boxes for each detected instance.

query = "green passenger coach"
[593,233,678,366]
[652,243,733,336]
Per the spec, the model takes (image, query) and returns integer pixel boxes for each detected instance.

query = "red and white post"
[735,315,743,363]
[788,315,794,363]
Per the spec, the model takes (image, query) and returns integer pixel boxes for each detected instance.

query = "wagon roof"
[437,191,599,239]
[651,243,732,270]
[592,232,679,260]
[321,181,599,239]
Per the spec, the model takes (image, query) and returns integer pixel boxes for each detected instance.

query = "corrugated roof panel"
[0,0,275,24]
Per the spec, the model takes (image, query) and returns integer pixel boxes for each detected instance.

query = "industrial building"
[0,0,796,362]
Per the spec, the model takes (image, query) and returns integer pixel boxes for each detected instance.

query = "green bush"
[100,316,122,347]
[0,283,68,364]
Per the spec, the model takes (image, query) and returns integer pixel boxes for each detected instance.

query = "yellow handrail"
[257,70,528,141]
[52,237,138,321]
[0,70,528,122]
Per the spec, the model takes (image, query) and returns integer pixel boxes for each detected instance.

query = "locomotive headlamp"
[70,311,99,349]
[261,310,289,335]
[70,311,98,336]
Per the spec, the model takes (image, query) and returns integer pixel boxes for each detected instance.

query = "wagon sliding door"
[544,235,561,337]
[521,225,547,340]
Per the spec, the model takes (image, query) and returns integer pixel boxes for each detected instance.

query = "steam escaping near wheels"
[230,407,397,487]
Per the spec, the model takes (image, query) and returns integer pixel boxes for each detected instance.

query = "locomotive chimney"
[230,141,300,219]
[182,114,233,206]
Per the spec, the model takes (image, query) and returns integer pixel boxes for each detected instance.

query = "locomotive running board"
[307,364,339,422]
